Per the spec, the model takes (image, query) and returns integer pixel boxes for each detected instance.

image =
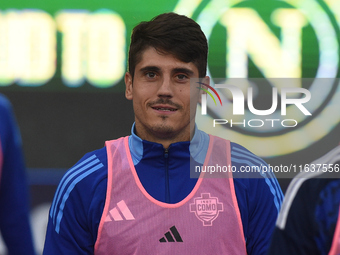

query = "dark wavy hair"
[128,12,208,78]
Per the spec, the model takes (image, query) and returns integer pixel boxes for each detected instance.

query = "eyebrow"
[172,68,195,76]
[139,66,161,73]
[138,66,195,76]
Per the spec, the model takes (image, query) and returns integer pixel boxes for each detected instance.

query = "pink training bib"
[95,135,247,255]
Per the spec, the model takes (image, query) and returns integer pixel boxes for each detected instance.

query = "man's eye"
[177,74,188,80]
[146,72,156,78]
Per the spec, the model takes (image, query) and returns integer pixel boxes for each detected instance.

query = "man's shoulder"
[230,141,257,155]
[79,146,108,164]
[49,146,109,234]
[230,141,283,211]
[229,141,268,168]
[60,146,109,191]
[209,135,264,162]
[75,145,108,171]
[61,137,130,189]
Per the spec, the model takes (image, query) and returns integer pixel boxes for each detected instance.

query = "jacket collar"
[128,123,209,165]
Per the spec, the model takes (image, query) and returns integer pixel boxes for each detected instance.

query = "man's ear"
[198,76,210,104]
[125,72,133,100]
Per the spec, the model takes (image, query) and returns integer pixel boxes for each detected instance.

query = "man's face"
[125,47,205,145]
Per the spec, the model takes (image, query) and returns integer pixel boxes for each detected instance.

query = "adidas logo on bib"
[159,226,183,243]
[105,200,135,222]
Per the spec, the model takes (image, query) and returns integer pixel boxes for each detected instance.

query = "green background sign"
[1,0,339,92]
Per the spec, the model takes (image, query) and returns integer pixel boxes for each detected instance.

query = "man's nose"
[157,77,173,97]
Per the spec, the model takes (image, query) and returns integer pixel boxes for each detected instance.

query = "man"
[0,94,36,254]
[268,145,340,255]
[44,12,283,254]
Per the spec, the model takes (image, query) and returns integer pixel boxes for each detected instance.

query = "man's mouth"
[151,104,178,112]
[152,107,177,112]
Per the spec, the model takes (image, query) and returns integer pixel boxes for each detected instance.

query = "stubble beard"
[149,116,176,139]
[135,114,185,142]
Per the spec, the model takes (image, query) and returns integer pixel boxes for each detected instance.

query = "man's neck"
[135,131,190,149]
[133,125,194,149]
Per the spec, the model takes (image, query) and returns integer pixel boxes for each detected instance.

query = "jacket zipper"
[164,148,170,203]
